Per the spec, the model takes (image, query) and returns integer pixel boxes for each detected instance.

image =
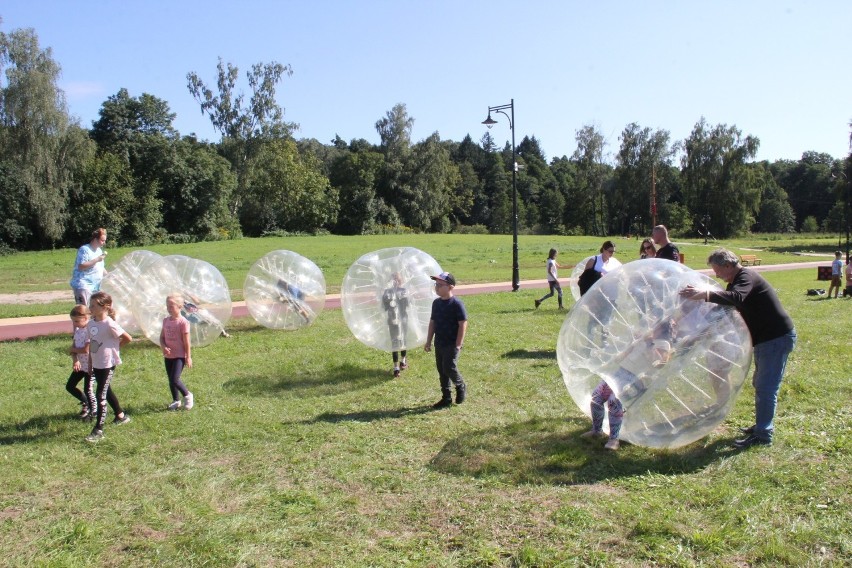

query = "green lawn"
[0,261,849,566]
[0,232,841,319]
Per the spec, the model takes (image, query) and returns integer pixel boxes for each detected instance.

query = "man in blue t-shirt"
[424,272,468,408]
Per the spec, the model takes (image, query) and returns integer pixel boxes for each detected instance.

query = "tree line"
[1,26,850,253]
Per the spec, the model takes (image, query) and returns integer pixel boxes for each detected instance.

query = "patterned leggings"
[92,367,123,431]
[590,380,624,440]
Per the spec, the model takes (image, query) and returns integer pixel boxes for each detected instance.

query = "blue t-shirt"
[69,244,105,292]
[430,296,467,347]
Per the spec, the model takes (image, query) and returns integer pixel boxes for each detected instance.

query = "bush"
[453,224,489,235]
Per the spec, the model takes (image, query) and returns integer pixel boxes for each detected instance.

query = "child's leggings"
[93,367,124,431]
[165,358,189,401]
[66,370,92,410]
[590,380,624,440]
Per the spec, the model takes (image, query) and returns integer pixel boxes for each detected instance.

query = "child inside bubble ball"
[382,272,409,378]
[582,319,673,450]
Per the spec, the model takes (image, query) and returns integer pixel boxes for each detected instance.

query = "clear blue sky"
[3,1,850,163]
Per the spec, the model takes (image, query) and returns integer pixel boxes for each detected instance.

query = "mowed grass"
[0,232,841,318]
[0,266,849,567]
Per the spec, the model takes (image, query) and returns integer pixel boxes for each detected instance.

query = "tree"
[240,139,337,235]
[187,58,295,215]
[613,123,676,235]
[402,132,457,232]
[571,125,608,235]
[90,88,177,154]
[681,118,760,238]
[0,27,89,248]
[329,150,384,235]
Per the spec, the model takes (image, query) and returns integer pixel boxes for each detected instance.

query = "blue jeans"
[752,329,796,440]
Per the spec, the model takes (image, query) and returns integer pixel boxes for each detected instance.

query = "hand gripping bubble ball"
[243,250,326,330]
[132,255,232,348]
[557,259,753,449]
[99,250,162,335]
[341,247,441,352]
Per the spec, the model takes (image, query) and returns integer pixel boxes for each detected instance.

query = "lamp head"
[482,112,497,129]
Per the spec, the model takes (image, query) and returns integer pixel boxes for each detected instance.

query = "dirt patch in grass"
[0,291,72,305]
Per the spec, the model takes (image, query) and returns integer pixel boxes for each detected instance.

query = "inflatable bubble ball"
[569,255,596,301]
[132,255,232,348]
[341,247,441,352]
[99,250,162,335]
[243,250,326,330]
[557,259,752,449]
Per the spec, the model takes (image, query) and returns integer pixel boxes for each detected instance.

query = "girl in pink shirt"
[159,294,194,411]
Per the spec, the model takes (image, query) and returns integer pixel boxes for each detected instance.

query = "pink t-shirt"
[88,316,125,369]
[161,316,190,359]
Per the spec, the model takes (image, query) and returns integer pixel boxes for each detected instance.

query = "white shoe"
[184,392,194,410]
[604,438,620,450]
[168,400,182,411]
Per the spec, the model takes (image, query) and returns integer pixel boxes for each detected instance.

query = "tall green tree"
[681,118,760,238]
[329,149,384,235]
[187,58,295,216]
[571,125,608,235]
[0,27,89,248]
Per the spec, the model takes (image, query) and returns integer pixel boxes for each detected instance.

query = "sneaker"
[733,435,771,449]
[739,426,755,435]
[81,413,93,422]
[112,413,131,425]
[184,392,194,410]
[455,385,466,405]
[432,398,453,409]
[581,429,606,439]
[534,299,541,309]
[85,430,104,443]
[393,368,400,378]
[168,400,182,411]
[400,361,408,370]
[604,438,620,450]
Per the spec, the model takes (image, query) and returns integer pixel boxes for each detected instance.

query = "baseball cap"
[430,271,456,286]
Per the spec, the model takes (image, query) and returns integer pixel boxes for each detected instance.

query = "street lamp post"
[832,170,850,264]
[482,99,519,291]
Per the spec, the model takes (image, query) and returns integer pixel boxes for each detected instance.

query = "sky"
[2,1,850,164]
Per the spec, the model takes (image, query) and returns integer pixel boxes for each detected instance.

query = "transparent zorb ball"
[244,250,326,330]
[558,259,752,449]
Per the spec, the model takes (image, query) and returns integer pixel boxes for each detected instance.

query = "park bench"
[740,254,762,266]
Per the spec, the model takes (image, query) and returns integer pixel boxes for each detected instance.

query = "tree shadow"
[223,363,387,398]
[284,404,436,425]
[0,412,81,445]
[429,416,736,486]
[502,349,555,360]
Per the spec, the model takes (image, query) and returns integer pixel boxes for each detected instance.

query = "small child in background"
[86,291,132,443]
[160,294,194,411]
[828,251,843,299]
[67,304,95,420]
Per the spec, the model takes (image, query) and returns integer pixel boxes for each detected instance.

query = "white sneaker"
[184,392,194,410]
[604,438,620,450]
[168,400,182,411]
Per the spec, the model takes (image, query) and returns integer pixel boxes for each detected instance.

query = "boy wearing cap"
[424,272,468,408]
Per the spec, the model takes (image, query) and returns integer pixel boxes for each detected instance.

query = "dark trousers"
[434,344,464,400]
[66,370,94,412]
[92,367,123,431]
[165,357,189,401]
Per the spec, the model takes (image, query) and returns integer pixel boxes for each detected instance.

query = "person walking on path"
[535,248,565,310]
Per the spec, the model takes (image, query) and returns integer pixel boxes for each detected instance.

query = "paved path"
[0,261,829,341]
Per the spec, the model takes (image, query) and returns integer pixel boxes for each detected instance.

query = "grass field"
[0,232,842,319]
[0,243,849,566]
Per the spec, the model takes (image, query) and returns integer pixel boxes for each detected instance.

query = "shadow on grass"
[502,349,555,360]
[285,405,436,425]
[430,416,734,485]
[223,363,387,397]
[0,412,79,445]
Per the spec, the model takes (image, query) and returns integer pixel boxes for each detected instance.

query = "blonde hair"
[70,304,91,318]
[166,294,184,305]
